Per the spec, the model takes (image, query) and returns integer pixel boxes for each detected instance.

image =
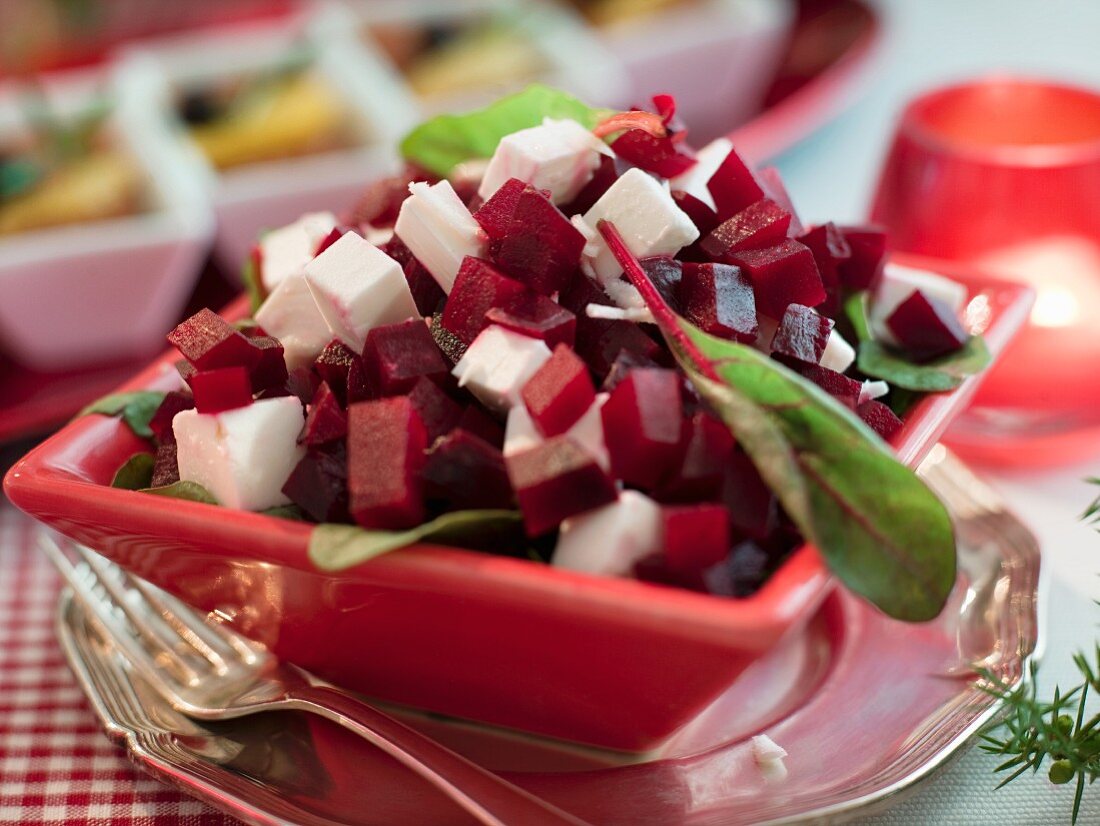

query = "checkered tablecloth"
[0,503,239,826]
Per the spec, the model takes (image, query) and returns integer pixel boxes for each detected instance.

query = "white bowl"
[346,0,631,114]
[117,9,420,278]
[595,0,796,143]
[0,69,213,370]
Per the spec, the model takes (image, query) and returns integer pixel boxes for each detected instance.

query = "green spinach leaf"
[78,391,166,439]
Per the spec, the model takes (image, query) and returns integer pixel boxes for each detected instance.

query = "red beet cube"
[559,154,618,216]
[640,256,683,309]
[473,178,527,241]
[837,226,887,291]
[521,344,596,437]
[150,441,180,488]
[484,295,576,349]
[481,183,585,295]
[456,404,504,449]
[348,397,427,529]
[168,308,258,371]
[886,290,968,361]
[429,315,468,365]
[680,262,758,343]
[858,399,904,441]
[506,437,618,536]
[774,356,862,409]
[601,368,684,490]
[671,190,719,237]
[283,367,321,408]
[189,367,253,414]
[657,411,735,502]
[302,382,347,446]
[662,504,731,572]
[362,319,450,397]
[610,128,695,178]
[722,449,777,540]
[314,339,359,405]
[601,348,659,392]
[404,256,447,317]
[245,335,289,393]
[798,222,851,290]
[701,199,792,259]
[149,391,195,443]
[407,376,463,444]
[707,146,765,221]
[282,446,349,523]
[757,167,804,236]
[770,303,834,364]
[346,168,427,228]
[560,271,663,377]
[442,257,531,344]
[729,239,826,319]
[422,429,514,510]
[314,224,356,257]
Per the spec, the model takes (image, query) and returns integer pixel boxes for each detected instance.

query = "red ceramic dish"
[4,255,1031,751]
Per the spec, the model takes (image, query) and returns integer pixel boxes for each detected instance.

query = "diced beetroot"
[722,450,778,539]
[379,235,414,268]
[774,356,862,409]
[484,295,576,349]
[442,257,531,344]
[521,344,595,437]
[282,445,349,523]
[679,262,758,343]
[168,308,258,371]
[770,303,834,364]
[346,357,371,405]
[405,257,447,317]
[314,340,359,405]
[422,429,514,510]
[189,367,253,414]
[506,437,618,536]
[707,146,765,221]
[481,183,585,295]
[175,358,196,384]
[798,222,851,290]
[728,239,826,319]
[314,224,356,257]
[474,178,527,241]
[640,256,683,309]
[662,504,731,572]
[585,321,665,380]
[346,168,427,228]
[429,315,468,365]
[456,404,504,449]
[362,319,450,397]
[756,167,804,236]
[148,391,194,443]
[722,540,772,597]
[701,199,792,259]
[347,397,427,529]
[559,154,618,216]
[837,226,887,290]
[657,411,735,502]
[601,348,659,392]
[671,190,719,237]
[609,128,695,178]
[301,382,347,446]
[886,290,968,361]
[150,441,180,488]
[244,335,289,393]
[601,368,683,490]
[285,367,321,408]
[407,377,463,444]
[858,399,904,441]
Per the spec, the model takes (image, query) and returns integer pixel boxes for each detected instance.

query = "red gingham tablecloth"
[0,502,239,825]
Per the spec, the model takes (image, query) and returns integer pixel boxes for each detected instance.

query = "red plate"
[4,257,1032,752]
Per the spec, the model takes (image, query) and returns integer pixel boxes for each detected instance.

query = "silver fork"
[41,534,589,826]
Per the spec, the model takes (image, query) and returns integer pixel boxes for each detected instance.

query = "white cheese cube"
[452,326,552,414]
[504,404,542,457]
[669,137,732,212]
[859,380,890,404]
[173,397,305,512]
[751,734,789,782]
[394,180,486,293]
[478,117,610,204]
[869,264,968,346]
[254,274,332,370]
[258,212,337,291]
[580,168,699,286]
[551,491,661,576]
[819,329,856,373]
[504,393,610,471]
[304,231,419,352]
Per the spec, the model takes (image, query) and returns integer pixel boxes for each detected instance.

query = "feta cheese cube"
[304,231,419,352]
[580,168,699,285]
[859,380,890,404]
[869,264,968,346]
[173,397,305,512]
[478,117,611,204]
[452,326,552,414]
[504,404,542,457]
[394,180,486,293]
[254,274,332,370]
[504,393,610,471]
[258,212,337,291]
[551,491,661,576]
[819,329,856,373]
[669,137,732,212]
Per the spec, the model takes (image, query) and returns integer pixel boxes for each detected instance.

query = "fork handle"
[281,684,589,826]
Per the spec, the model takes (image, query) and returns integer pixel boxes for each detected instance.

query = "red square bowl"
[4,255,1032,751]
